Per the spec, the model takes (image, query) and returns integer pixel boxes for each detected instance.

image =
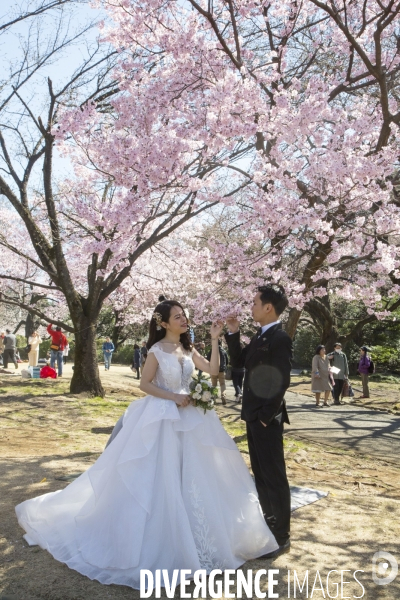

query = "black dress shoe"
[261,540,290,560]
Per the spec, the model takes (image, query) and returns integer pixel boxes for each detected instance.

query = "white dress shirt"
[258,321,280,337]
[228,320,281,337]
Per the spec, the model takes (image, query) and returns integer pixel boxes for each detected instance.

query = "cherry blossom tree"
[87,0,399,336]
[0,2,119,393]
[0,3,224,395]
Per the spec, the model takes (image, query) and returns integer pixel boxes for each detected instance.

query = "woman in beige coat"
[311,345,332,407]
[28,331,41,367]
[0,332,4,362]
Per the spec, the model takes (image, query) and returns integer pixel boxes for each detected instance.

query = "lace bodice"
[148,342,195,394]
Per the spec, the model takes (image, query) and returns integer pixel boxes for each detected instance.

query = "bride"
[16,299,278,589]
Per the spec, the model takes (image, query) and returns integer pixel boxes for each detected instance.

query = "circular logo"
[372,552,398,586]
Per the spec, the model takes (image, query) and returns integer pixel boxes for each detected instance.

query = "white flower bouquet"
[189,374,218,414]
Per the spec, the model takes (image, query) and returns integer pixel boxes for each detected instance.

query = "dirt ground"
[1,364,399,599]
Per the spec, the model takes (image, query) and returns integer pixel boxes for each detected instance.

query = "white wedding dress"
[16,342,278,589]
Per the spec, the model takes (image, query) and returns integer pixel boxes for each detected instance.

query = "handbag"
[25,344,31,353]
[50,344,60,351]
[348,383,355,397]
[225,365,232,380]
[341,379,349,398]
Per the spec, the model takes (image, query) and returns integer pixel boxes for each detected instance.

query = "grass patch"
[19,386,49,396]
[284,437,309,452]
[82,401,130,417]
[221,421,313,453]
[220,415,246,438]
[5,381,69,397]
[369,374,400,383]
[236,440,249,453]
[85,397,124,408]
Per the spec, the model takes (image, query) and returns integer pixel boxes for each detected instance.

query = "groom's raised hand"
[226,316,240,334]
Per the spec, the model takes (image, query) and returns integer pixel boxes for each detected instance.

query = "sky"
[0,0,108,185]
[0,0,105,84]
[0,0,252,202]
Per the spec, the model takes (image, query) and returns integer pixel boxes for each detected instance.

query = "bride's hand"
[174,393,191,407]
[210,320,224,339]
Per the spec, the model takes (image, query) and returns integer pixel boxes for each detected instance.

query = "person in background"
[140,341,148,368]
[183,307,195,343]
[3,329,18,369]
[102,337,114,371]
[311,345,332,407]
[228,340,246,403]
[63,342,70,365]
[327,342,349,405]
[28,331,42,367]
[0,332,5,366]
[207,339,228,405]
[188,326,195,343]
[47,324,68,377]
[358,346,371,399]
[231,364,245,403]
[132,344,141,379]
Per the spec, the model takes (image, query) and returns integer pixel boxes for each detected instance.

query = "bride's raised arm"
[192,321,223,375]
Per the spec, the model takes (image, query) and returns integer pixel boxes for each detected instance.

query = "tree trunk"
[70,318,104,397]
[322,329,341,353]
[285,307,302,338]
[304,298,338,350]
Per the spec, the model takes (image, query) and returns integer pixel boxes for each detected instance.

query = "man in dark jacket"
[207,340,229,405]
[3,329,18,369]
[140,341,148,367]
[225,284,292,559]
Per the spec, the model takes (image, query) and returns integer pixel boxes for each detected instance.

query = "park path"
[28,363,400,463]
[219,377,400,462]
[284,390,400,462]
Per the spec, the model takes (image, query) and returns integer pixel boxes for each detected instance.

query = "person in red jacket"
[47,324,68,377]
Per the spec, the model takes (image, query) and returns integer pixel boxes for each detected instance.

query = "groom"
[225,284,292,559]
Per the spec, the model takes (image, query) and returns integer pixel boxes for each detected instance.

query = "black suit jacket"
[225,324,292,425]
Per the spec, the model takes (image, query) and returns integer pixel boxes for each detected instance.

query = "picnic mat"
[290,485,328,511]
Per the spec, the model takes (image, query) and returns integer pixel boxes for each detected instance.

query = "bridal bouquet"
[189,374,218,413]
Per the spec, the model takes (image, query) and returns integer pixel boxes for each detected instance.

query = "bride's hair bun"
[158,295,166,302]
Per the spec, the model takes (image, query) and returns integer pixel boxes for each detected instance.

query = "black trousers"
[3,348,17,368]
[246,418,290,546]
[232,370,244,396]
[333,378,344,403]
